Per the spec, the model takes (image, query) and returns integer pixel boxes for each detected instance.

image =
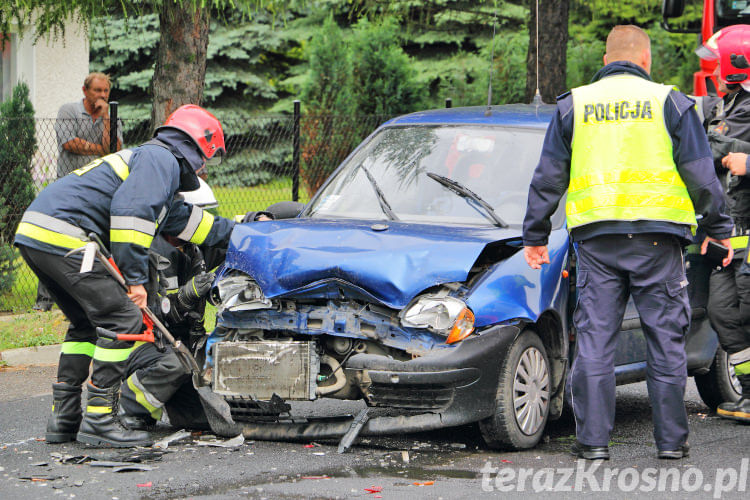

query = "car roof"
[382,104,557,129]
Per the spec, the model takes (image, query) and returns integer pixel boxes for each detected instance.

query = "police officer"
[14,105,235,447]
[523,25,734,460]
[696,25,750,423]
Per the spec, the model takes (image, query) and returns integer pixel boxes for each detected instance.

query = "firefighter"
[696,24,750,423]
[14,105,235,447]
[523,25,734,460]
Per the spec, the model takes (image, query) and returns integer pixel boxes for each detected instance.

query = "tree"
[0,83,36,293]
[0,1,284,126]
[526,0,569,103]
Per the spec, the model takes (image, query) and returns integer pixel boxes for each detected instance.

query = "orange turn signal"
[446,308,475,344]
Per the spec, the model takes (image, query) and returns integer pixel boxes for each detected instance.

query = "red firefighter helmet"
[697,24,750,87]
[157,104,225,162]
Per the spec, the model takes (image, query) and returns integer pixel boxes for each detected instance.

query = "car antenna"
[484,12,497,117]
[531,0,545,107]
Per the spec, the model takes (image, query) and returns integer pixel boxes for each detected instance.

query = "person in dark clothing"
[522,25,734,460]
[14,105,235,447]
[696,25,750,423]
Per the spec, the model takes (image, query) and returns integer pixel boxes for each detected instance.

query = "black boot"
[117,405,156,431]
[46,382,82,443]
[717,373,750,423]
[76,384,153,448]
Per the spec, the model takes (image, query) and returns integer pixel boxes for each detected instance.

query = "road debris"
[364,486,383,494]
[413,481,434,486]
[18,474,65,482]
[113,464,153,473]
[154,430,192,449]
[196,434,245,448]
[137,481,153,488]
[301,475,330,480]
[401,451,409,463]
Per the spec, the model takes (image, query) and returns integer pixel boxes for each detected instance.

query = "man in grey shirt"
[36,73,123,311]
[55,72,123,177]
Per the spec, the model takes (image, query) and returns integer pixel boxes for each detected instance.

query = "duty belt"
[16,211,90,249]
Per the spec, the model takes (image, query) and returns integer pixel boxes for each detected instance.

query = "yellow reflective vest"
[566,75,697,230]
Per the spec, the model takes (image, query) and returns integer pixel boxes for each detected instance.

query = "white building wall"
[24,22,90,118]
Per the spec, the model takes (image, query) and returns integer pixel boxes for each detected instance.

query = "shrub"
[0,82,36,293]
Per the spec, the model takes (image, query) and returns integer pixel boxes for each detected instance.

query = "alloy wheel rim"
[513,346,550,435]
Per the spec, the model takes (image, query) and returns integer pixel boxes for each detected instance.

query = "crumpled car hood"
[224,218,519,309]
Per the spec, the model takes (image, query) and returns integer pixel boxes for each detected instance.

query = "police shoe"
[658,443,690,459]
[717,397,750,423]
[570,441,610,460]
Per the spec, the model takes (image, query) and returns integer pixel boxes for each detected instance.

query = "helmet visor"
[206,151,223,166]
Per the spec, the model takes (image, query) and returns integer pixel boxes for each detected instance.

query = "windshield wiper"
[360,164,399,221]
[426,172,508,228]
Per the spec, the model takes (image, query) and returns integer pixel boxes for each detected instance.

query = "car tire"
[478,330,550,450]
[694,347,742,411]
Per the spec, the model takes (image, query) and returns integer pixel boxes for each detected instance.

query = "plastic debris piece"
[413,481,435,486]
[113,464,153,473]
[89,461,135,468]
[303,444,315,448]
[154,430,192,449]
[301,475,330,480]
[195,434,244,448]
[449,443,466,449]
[137,481,153,487]
[312,452,325,456]
[31,461,49,466]
[18,475,65,482]
[501,459,513,463]
[365,486,383,493]
[401,451,409,463]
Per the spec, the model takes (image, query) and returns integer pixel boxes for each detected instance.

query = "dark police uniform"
[14,128,234,444]
[523,61,733,453]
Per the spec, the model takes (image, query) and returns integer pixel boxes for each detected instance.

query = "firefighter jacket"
[14,135,235,286]
[567,74,697,230]
[702,89,750,233]
[523,61,733,246]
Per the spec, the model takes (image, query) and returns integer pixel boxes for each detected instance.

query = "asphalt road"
[0,364,749,499]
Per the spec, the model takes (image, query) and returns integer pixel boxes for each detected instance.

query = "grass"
[0,310,67,350]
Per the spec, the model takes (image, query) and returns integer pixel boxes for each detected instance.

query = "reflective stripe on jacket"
[567,75,698,230]
[14,144,234,285]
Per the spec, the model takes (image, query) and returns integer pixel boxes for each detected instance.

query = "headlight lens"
[209,273,272,313]
[400,295,474,337]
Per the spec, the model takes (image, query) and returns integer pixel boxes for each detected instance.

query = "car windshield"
[307,124,564,227]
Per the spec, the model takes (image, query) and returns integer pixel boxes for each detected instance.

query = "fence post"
[292,100,300,202]
[109,101,118,153]
[445,98,452,108]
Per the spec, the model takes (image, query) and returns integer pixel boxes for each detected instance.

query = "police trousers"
[571,233,690,450]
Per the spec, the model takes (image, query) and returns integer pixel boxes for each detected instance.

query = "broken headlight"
[209,272,272,313]
[400,294,475,344]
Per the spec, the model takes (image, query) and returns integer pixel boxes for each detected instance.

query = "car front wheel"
[479,330,550,450]
[694,347,741,411]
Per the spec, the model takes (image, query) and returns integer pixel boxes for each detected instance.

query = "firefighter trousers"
[571,233,690,451]
[708,251,750,357]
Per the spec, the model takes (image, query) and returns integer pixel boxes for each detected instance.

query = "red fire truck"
[663,0,750,95]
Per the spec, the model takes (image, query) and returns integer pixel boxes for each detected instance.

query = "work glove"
[241,211,274,223]
[177,271,215,310]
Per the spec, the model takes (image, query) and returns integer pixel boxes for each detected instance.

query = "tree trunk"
[151,1,210,128]
[525,0,569,104]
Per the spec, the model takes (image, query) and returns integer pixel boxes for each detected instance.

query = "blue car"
[205,104,740,450]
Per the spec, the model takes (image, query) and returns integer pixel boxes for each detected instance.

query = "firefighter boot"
[717,372,750,423]
[117,405,156,431]
[76,384,153,447]
[45,382,82,443]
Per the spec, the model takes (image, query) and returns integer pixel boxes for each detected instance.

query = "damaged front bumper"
[240,324,519,440]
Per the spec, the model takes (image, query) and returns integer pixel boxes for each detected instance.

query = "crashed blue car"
[205,104,739,450]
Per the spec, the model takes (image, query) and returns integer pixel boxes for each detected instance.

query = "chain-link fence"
[0,107,392,312]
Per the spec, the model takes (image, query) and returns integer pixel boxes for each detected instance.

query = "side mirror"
[662,0,685,19]
[265,201,305,219]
